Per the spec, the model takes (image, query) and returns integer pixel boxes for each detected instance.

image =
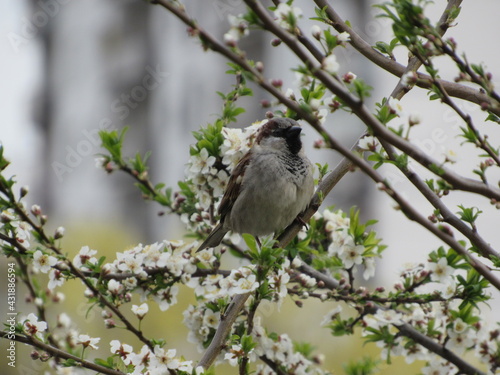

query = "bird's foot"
[295,215,309,230]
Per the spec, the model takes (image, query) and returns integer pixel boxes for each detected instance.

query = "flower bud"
[342,72,357,84]
[271,79,283,88]
[313,139,325,149]
[20,185,29,198]
[260,99,271,108]
[1,211,15,222]
[313,353,325,365]
[31,351,40,360]
[311,25,321,40]
[271,38,282,47]
[31,204,42,216]
[54,226,65,239]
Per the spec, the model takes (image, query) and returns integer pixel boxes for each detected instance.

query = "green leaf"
[94,357,115,369]
[240,334,257,353]
[61,358,79,367]
[312,6,329,24]
[99,127,129,162]
[428,163,445,176]
[242,233,258,254]
[293,341,316,358]
[343,356,380,375]
[456,205,482,224]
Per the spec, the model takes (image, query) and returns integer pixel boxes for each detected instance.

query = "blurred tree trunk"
[37,1,152,237]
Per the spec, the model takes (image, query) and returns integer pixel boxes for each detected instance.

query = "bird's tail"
[196,223,227,252]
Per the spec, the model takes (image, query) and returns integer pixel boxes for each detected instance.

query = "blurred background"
[0,0,499,374]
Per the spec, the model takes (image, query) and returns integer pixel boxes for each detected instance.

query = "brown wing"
[217,151,252,221]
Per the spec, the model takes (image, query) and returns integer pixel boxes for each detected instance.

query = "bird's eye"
[272,128,287,138]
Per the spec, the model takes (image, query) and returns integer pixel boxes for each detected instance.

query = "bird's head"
[255,118,303,155]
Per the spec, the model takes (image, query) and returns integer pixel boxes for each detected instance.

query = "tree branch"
[0,332,125,375]
[198,292,251,368]
[297,263,486,375]
[0,181,155,351]
[243,0,500,203]
[313,0,500,115]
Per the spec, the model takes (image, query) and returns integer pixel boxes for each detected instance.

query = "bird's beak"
[287,126,302,139]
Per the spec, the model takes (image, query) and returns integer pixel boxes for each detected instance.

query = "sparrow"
[197,117,314,252]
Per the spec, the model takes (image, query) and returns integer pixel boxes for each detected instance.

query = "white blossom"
[291,257,302,268]
[443,149,458,163]
[142,242,165,267]
[402,71,417,86]
[107,279,124,295]
[363,257,376,280]
[224,15,249,44]
[75,334,100,350]
[12,220,31,247]
[321,306,342,326]
[32,250,57,273]
[274,3,303,30]
[322,54,339,74]
[338,241,365,268]
[225,344,243,366]
[408,112,422,125]
[187,148,216,178]
[54,226,65,238]
[202,309,221,329]
[374,309,403,326]
[387,97,404,115]
[196,248,216,267]
[153,285,179,311]
[220,127,248,170]
[269,269,290,301]
[48,268,65,290]
[223,32,237,46]
[130,344,152,370]
[73,246,98,269]
[311,24,321,38]
[23,313,47,339]
[117,251,145,275]
[298,273,316,288]
[132,303,149,319]
[421,358,455,375]
[110,340,134,364]
[445,329,474,355]
[232,273,259,295]
[358,135,382,153]
[427,258,454,284]
[153,346,181,370]
[453,318,468,334]
[337,31,350,43]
